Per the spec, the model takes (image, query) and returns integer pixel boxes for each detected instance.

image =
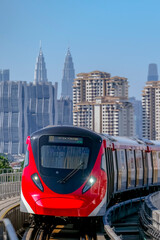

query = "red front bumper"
[35,196,98,217]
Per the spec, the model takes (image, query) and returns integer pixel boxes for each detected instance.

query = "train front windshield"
[39,135,92,177]
[41,145,90,169]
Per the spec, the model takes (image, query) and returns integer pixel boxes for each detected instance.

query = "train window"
[101,153,106,171]
[40,145,90,169]
[24,150,29,168]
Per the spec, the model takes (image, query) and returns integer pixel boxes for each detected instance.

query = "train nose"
[35,197,84,216]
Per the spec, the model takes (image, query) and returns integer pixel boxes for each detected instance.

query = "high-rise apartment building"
[142,81,160,140]
[73,97,133,136]
[61,49,75,100]
[147,63,158,82]
[73,71,134,136]
[73,71,110,103]
[0,81,58,154]
[142,64,159,139]
[34,47,48,83]
[106,76,128,98]
[0,69,10,82]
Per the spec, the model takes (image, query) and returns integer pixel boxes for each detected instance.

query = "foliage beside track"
[0,155,11,169]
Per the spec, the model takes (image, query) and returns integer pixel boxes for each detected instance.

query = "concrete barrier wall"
[144,191,160,231]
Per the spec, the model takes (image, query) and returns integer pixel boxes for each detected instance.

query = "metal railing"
[0,170,22,200]
[0,169,22,174]
[0,218,18,240]
[0,169,27,239]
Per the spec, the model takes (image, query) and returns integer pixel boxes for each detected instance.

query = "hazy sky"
[0,0,160,99]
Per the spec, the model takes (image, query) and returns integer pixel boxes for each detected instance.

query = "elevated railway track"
[23,222,106,240]
[0,188,158,240]
[1,172,160,239]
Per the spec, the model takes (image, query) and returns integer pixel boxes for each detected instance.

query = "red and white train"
[20,126,160,218]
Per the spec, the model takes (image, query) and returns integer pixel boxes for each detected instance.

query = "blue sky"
[0,0,160,99]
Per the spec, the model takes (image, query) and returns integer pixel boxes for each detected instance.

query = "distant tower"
[147,63,158,81]
[61,48,75,100]
[34,45,48,83]
[0,69,10,81]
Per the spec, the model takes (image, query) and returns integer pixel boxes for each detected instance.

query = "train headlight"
[31,173,44,192]
[82,176,96,193]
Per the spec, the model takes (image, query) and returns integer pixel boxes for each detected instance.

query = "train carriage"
[20,126,160,219]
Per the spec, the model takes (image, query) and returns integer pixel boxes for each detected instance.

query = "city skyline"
[1,0,160,99]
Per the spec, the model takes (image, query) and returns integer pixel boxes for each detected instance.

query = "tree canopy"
[0,155,11,169]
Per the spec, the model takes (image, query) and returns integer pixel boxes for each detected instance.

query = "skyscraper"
[34,47,48,83]
[0,80,58,154]
[0,69,10,82]
[129,97,142,138]
[147,63,158,82]
[61,48,75,100]
[57,97,73,125]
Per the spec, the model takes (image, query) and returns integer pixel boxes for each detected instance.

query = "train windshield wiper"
[57,162,84,184]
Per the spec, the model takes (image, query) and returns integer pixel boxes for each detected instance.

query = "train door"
[147,152,152,185]
[112,150,117,193]
[126,149,136,188]
[152,151,158,184]
[156,151,160,182]
[135,150,143,186]
[116,149,127,191]
[105,148,114,203]
[142,150,148,186]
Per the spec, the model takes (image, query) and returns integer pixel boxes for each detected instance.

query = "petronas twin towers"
[34,46,75,99]
[61,49,75,100]
[34,47,48,83]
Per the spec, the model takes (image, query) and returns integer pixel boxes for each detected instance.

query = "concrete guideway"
[0,196,20,240]
[0,171,21,219]
[140,191,160,239]
[0,171,22,239]
[0,196,20,220]
[103,197,144,239]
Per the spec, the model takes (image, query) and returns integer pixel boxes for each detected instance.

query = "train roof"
[30,125,102,141]
[102,135,160,151]
[103,134,142,145]
[102,134,146,150]
[150,140,160,146]
[29,126,160,151]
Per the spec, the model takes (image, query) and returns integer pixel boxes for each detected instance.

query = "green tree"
[0,155,11,169]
